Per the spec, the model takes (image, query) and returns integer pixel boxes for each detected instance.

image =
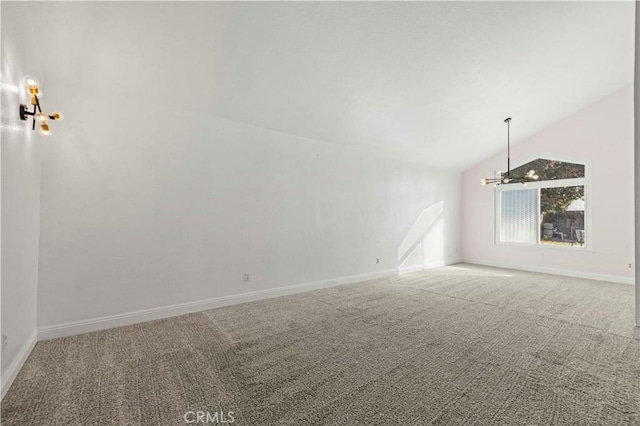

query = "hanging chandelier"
[481,117,538,186]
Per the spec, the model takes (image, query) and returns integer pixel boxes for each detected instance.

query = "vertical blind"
[500,189,538,244]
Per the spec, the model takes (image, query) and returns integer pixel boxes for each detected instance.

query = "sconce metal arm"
[20,96,57,130]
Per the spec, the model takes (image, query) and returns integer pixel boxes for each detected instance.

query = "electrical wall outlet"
[243,273,250,282]
[376,258,380,264]
[629,263,633,269]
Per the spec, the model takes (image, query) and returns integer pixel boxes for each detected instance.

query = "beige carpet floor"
[2,264,639,425]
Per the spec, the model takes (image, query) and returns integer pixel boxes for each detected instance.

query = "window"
[496,158,587,248]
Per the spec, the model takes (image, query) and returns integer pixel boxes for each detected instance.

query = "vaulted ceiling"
[14,1,635,171]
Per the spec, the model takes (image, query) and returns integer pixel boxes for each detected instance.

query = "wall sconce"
[19,76,63,137]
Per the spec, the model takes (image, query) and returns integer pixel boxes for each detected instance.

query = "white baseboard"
[37,258,465,341]
[424,258,462,269]
[399,258,462,275]
[398,265,423,274]
[1,329,37,400]
[634,326,640,341]
[38,268,400,341]
[462,258,634,285]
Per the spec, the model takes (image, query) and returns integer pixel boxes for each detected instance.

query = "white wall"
[462,86,634,284]
[1,3,44,397]
[36,84,461,334]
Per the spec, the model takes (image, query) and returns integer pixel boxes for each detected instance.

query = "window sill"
[495,241,594,254]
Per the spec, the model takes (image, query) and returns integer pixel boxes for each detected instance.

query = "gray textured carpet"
[3,264,639,425]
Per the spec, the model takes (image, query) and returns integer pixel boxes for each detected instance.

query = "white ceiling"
[21,1,635,171]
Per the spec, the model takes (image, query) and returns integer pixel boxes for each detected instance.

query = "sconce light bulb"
[39,123,50,137]
[533,174,539,180]
[22,75,40,89]
[50,112,63,121]
[502,177,511,184]
[481,179,487,185]
[35,113,48,122]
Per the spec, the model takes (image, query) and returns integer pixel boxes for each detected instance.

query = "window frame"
[493,156,591,252]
